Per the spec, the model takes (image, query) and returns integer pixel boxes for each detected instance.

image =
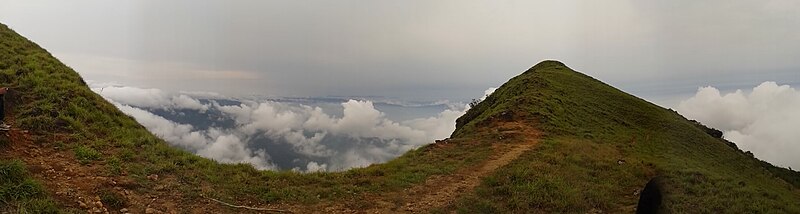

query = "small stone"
[145,208,157,214]
[147,174,159,181]
[78,201,88,208]
[120,208,129,213]
[94,200,103,208]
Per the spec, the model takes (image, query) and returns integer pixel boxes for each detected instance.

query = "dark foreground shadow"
[636,177,662,214]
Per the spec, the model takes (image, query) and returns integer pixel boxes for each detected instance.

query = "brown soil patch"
[0,119,232,213]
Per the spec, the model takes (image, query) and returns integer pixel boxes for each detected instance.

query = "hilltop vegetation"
[1,22,799,213]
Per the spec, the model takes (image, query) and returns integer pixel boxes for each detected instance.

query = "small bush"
[18,198,59,214]
[107,157,122,175]
[0,160,28,183]
[74,145,102,164]
[0,160,46,204]
[17,115,55,133]
[468,98,482,108]
[99,190,127,209]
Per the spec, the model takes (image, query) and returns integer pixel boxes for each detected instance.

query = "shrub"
[0,160,27,184]
[99,190,127,209]
[0,160,46,205]
[468,98,481,108]
[73,145,102,164]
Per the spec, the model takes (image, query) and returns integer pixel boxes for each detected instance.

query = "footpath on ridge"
[310,121,541,214]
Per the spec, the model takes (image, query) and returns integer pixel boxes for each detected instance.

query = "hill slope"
[1,22,799,213]
[0,22,509,213]
[450,61,800,213]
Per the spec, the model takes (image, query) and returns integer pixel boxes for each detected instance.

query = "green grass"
[0,160,60,213]
[451,61,800,213]
[98,189,126,210]
[73,145,102,164]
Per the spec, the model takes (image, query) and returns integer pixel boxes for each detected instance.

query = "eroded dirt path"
[398,137,538,213]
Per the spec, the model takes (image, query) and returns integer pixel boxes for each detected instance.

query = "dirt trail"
[316,121,542,213]
[398,136,538,213]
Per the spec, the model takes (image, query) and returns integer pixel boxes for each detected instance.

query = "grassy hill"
[450,61,800,213]
[1,22,799,213]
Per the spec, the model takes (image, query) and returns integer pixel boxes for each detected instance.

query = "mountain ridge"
[2,22,799,213]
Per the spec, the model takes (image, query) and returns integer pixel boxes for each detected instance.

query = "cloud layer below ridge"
[91,83,481,172]
[678,82,800,169]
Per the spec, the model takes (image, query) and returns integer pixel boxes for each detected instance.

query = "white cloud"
[402,109,464,141]
[98,86,172,109]
[90,84,211,112]
[222,99,461,171]
[113,103,276,170]
[197,135,275,170]
[172,95,209,112]
[305,162,327,173]
[483,87,497,99]
[215,103,255,124]
[678,82,800,169]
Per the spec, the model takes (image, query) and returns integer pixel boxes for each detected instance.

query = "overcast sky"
[1,0,799,104]
[4,1,800,170]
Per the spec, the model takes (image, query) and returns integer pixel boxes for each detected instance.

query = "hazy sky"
[1,0,799,105]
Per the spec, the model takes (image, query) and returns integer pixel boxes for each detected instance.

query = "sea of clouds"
[678,81,800,169]
[91,79,800,171]
[90,82,495,172]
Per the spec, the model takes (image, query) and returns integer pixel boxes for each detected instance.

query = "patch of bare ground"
[0,119,235,213]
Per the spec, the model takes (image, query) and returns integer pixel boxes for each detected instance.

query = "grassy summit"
[1,22,798,213]
[451,61,800,213]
